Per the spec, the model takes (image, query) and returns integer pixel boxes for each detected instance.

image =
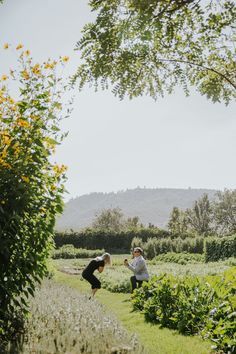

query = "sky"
[1,0,236,201]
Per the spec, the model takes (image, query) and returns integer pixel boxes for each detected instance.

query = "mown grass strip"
[54,271,212,354]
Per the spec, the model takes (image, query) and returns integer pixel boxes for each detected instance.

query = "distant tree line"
[54,189,236,259]
[168,190,236,236]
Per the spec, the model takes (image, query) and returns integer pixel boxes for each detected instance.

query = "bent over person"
[82,253,111,297]
[124,247,149,293]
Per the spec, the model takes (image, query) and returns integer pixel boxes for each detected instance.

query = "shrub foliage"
[0,46,70,344]
[132,267,236,353]
[204,235,236,262]
[51,244,105,259]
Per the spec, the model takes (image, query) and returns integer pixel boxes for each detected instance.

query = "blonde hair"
[96,253,112,265]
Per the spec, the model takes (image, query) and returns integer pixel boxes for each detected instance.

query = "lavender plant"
[9,280,144,354]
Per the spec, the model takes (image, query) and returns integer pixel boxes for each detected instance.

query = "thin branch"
[153,55,236,89]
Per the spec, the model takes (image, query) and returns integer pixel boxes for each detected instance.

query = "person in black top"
[82,253,111,297]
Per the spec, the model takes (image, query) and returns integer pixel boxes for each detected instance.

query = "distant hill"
[55,188,217,232]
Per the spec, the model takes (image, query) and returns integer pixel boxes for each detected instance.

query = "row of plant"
[131,236,204,259]
[87,260,231,294]
[51,244,105,259]
[51,236,236,267]
[152,252,204,264]
[54,230,236,261]
[205,235,236,262]
[6,280,143,354]
[132,235,236,261]
[54,228,175,252]
[131,267,236,354]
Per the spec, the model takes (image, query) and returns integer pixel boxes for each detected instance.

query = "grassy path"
[55,271,212,354]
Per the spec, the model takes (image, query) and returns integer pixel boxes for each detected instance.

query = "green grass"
[54,270,213,354]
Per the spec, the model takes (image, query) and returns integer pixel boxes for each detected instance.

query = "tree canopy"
[91,207,143,232]
[74,0,236,104]
[167,190,236,236]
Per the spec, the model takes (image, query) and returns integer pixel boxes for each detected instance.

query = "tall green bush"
[51,245,105,259]
[143,237,204,259]
[131,237,144,251]
[204,235,236,262]
[0,46,70,345]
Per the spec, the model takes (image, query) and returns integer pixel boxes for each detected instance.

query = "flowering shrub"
[0,44,71,345]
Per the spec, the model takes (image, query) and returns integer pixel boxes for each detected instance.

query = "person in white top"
[124,247,149,293]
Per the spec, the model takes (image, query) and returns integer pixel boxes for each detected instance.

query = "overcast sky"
[1,0,236,200]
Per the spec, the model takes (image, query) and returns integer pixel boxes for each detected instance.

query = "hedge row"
[51,245,105,259]
[54,231,236,262]
[54,229,170,252]
[132,236,204,259]
[204,235,236,262]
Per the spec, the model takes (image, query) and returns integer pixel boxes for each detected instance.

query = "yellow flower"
[21,175,30,183]
[44,63,51,69]
[12,142,20,150]
[8,97,15,104]
[22,70,30,80]
[11,105,17,112]
[14,147,20,156]
[12,141,19,148]
[24,50,30,56]
[53,164,68,175]
[17,119,31,128]
[3,134,12,145]
[12,142,20,156]
[16,43,23,50]
[3,43,9,49]
[62,56,69,62]
[32,64,41,75]
[1,75,8,81]
[0,159,11,168]
[44,62,56,69]
[1,149,7,158]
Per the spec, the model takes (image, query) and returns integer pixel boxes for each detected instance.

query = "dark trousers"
[130,276,143,293]
[82,272,101,289]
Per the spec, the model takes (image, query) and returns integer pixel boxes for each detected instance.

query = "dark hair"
[133,247,143,255]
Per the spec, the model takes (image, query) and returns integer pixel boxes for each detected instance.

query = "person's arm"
[98,266,104,273]
[128,259,144,273]
[98,260,105,273]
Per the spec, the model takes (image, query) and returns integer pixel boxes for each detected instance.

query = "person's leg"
[92,288,98,296]
[137,280,143,288]
[91,275,101,297]
[130,276,137,293]
[83,274,101,297]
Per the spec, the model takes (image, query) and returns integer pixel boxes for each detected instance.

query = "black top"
[82,259,105,276]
